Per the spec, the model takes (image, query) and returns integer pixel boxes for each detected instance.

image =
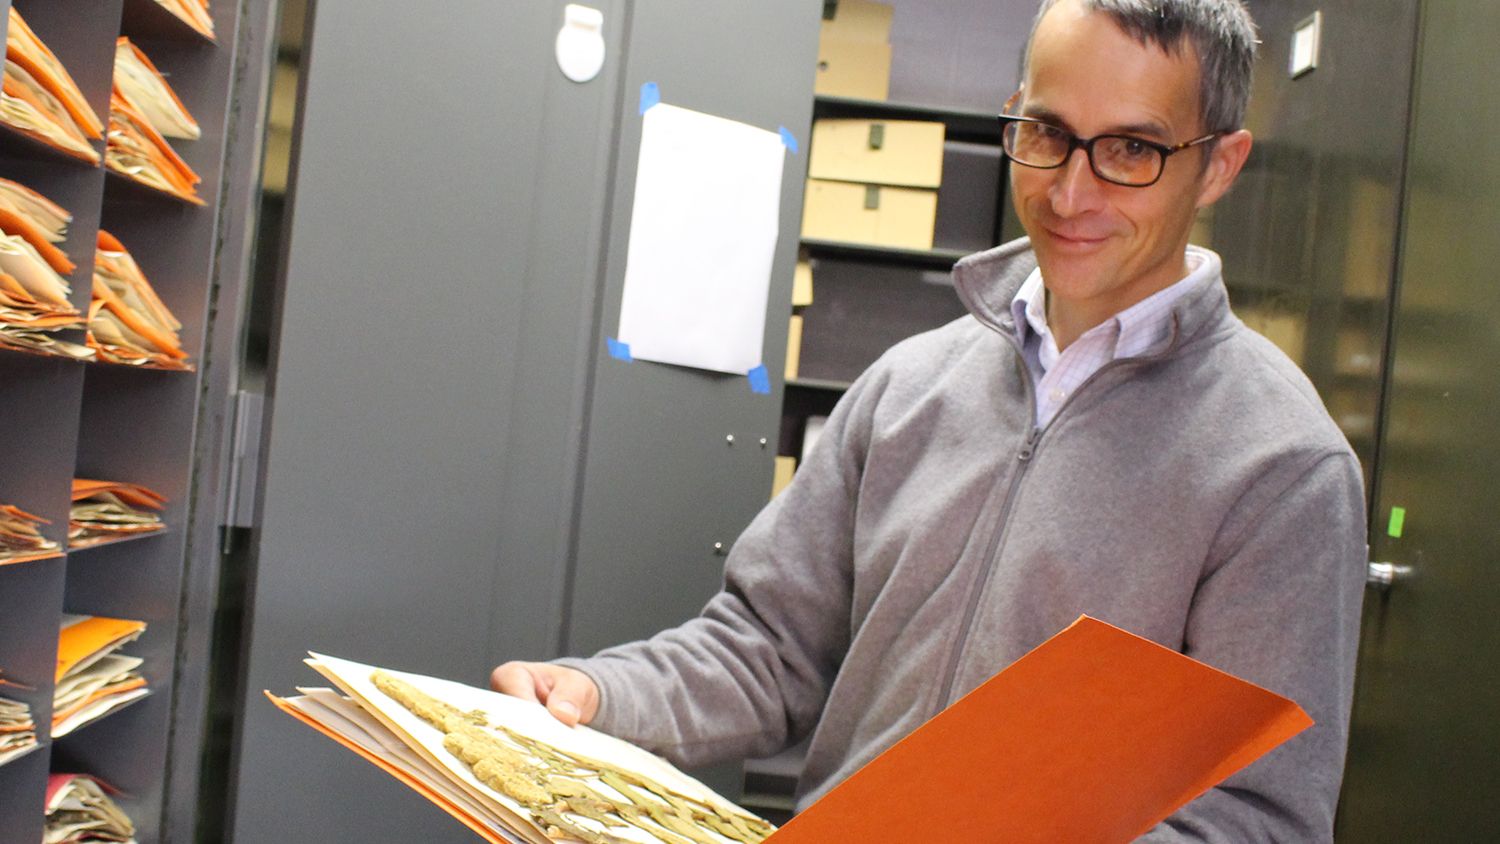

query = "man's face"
[1011,0,1241,315]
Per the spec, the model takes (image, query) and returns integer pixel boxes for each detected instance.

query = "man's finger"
[489,662,541,703]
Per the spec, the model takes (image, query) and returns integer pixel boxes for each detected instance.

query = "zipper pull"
[1018,428,1040,461]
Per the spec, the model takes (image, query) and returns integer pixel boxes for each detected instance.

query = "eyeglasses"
[997,114,1220,187]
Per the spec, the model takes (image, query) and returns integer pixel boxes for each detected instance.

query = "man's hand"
[490,662,599,727]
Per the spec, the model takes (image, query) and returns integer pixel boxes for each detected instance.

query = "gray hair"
[1026,0,1259,132]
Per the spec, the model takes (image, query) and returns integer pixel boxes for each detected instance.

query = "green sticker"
[1387,506,1406,538]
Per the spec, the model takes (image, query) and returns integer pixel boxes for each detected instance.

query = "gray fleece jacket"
[559,238,1368,842]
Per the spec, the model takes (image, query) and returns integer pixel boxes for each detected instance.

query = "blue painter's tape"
[748,365,771,394]
[607,337,633,362]
[639,82,661,114]
[778,126,800,154]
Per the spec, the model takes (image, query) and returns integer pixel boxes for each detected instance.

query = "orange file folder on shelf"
[69,478,167,548]
[768,616,1314,843]
[106,83,203,204]
[1,8,103,164]
[0,502,62,564]
[89,230,192,370]
[54,614,148,738]
[151,0,216,41]
[0,179,91,359]
[45,774,137,842]
[55,615,145,684]
[115,38,200,141]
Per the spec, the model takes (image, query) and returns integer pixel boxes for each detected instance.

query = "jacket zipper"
[930,318,1182,709]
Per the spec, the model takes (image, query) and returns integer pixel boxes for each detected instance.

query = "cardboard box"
[819,0,893,44]
[810,119,945,189]
[785,314,804,380]
[792,258,814,306]
[801,178,937,250]
[770,456,797,499]
[814,38,891,100]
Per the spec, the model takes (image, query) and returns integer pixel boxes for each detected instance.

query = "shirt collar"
[1009,245,1218,360]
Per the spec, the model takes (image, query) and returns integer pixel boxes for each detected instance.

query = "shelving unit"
[0,0,245,840]
[775,95,1010,464]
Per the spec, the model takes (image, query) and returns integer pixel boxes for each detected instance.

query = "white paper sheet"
[617,102,785,375]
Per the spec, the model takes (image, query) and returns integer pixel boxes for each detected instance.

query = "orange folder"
[6,9,103,139]
[89,231,193,370]
[1,9,103,164]
[105,84,204,204]
[71,478,167,512]
[115,38,200,141]
[69,478,169,548]
[55,615,146,684]
[767,616,1313,843]
[0,503,62,565]
[273,616,1311,844]
[151,0,216,41]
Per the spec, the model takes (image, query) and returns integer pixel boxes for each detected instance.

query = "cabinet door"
[1336,0,1500,837]
[226,2,611,841]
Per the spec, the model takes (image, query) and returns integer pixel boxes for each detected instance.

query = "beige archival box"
[814,38,892,100]
[809,118,945,189]
[820,0,893,43]
[801,179,938,250]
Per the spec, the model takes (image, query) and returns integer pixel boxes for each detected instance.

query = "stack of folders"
[0,672,37,766]
[0,178,93,360]
[69,479,167,549]
[89,231,192,369]
[152,0,215,41]
[0,502,62,564]
[54,615,148,739]
[44,774,137,844]
[1,9,103,164]
[107,39,202,204]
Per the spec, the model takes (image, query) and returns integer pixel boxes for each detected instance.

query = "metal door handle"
[1367,561,1410,590]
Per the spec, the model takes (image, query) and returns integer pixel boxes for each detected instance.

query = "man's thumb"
[542,671,597,727]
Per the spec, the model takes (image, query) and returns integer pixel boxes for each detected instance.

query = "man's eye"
[1120,139,1153,159]
[1039,124,1067,140]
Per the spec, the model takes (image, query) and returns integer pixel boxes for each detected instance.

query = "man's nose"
[1048,146,1106,217]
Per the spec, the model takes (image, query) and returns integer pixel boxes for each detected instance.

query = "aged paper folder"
[70,478,168,547]
[54,614,149,738]
[106,84,203,204]
[0,178,92,359]
[271,616,1309,843]
[0,669,37,766]
[89,231,192,369]
[45,774,137,843]
[114,38,200,141]
[0,502,62,564]
[1,9,103,164]
[150,0,216,41]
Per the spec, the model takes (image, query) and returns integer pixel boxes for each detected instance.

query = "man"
[495,0,1367,839]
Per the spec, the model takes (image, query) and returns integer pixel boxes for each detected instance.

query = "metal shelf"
[787,377,851,393]
[67,527,169,553]
[813,95,1001,145]
[801,238,969,270]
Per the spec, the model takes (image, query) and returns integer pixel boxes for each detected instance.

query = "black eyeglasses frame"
[996,114,1221,188]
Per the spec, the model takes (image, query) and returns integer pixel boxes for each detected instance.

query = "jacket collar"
[951,236,1234,356]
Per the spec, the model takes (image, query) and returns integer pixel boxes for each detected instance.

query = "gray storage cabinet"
[225,1,818,841]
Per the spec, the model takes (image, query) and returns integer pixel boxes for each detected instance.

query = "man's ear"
[1196,129,1253,208]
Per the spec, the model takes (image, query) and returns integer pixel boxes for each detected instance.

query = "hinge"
[222,390,266,530]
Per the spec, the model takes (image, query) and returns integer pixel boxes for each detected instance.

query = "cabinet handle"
[1366,561,1410,591]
